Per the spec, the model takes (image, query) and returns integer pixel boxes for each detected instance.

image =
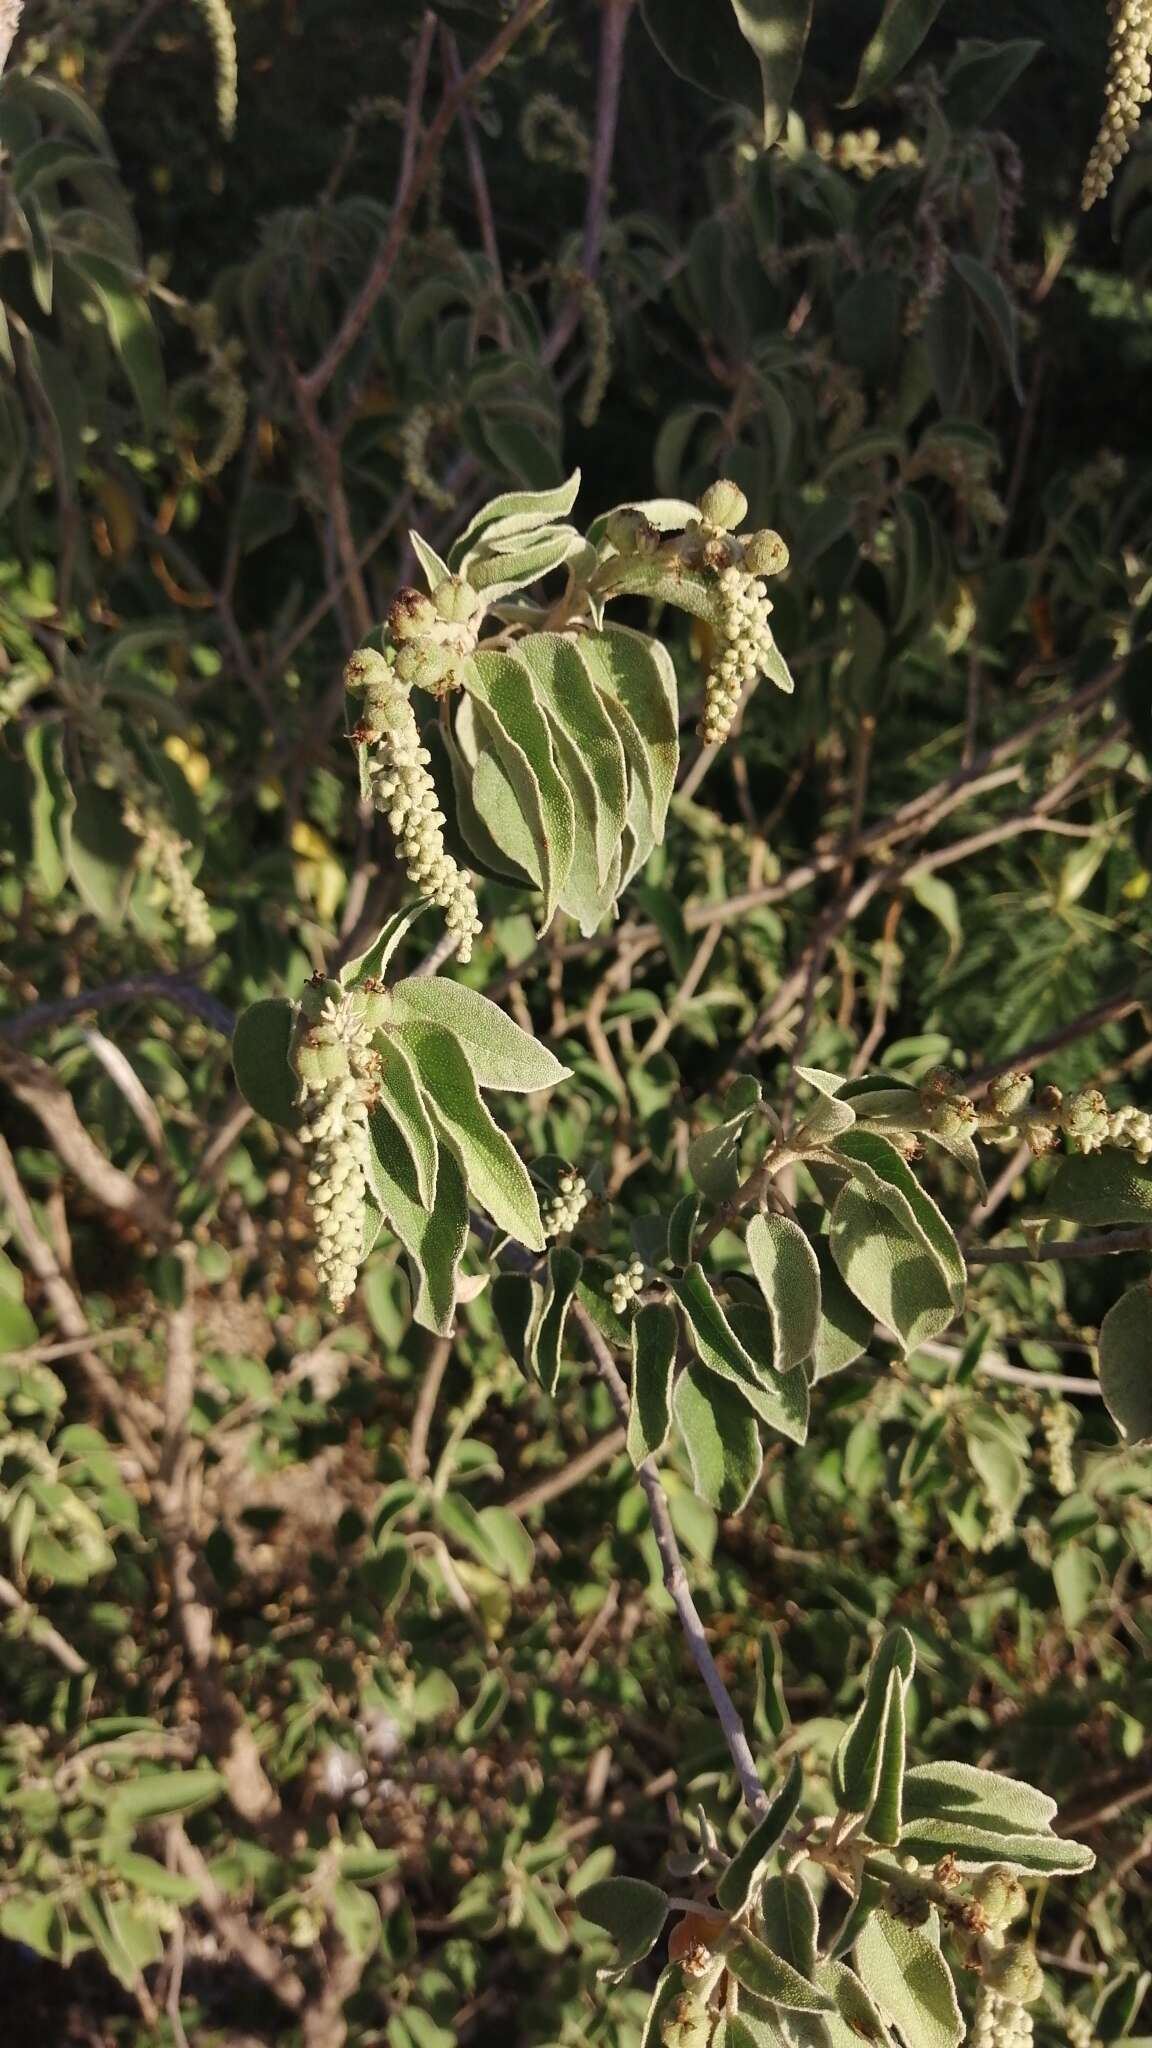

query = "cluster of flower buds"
[293,978,386,1312]
[812,125,920,180]
[346,647,482,962]
[607,1256,646,1316]
[919,1067,1152,1165]
[83,707,214,951]
[604,481,790,747]
[1082,0,1152,207]
[387,575,485,697]
[684,483,790,746]
[542,1168,589,1238]
[1043,1399,1078,1497]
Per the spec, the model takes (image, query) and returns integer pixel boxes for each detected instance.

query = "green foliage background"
[0,1,1150,2043]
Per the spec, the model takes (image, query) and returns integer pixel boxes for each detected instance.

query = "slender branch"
[407,1335,454,1481]
[582,0,634,275]
[0,1132,157,1467]
[966,990,1146,1094]
[397,12,438,210]
[300,0,549,403]
[0,1572,88,1674]
[967,1227,1152,1266]
[0,1038,170,1236]
[0,975,235,1043]
[570,1300,767,1816]
[504,1425,627,1515]
[170,1831,306,2012]
[441,27,506,299]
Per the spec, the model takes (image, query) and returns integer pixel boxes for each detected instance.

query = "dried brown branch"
[967,1227,1152,1266]
[300,0,549,404]
[504,1424,628,1515]
[0,1571,88,1674]
[0,1038,170,1236]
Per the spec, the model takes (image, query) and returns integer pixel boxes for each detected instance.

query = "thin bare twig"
[407,1335,453,1481]
[0,974,235,1042]
[570,1300,767,1816]
[300,0,549,403]
[504,1425,628,1515]
[0,1038,170,1236]
[0,1572,88,1674]
[967,1228,1152,1266]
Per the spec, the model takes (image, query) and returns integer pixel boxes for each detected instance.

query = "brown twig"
[407,1335,454,1481]
[967,1228,1152,1266]
[0,1038,171,1236]
[300,0,549,404]
[0,1572,88,1674]
[503,1424,628,1515]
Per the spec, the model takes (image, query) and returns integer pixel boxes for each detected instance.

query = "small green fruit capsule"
[983,1942,1044,2006]
[604,507,659,555]
[346,986,391,1029]
[432,576,482,626]
[388,587,438,641]
[973,1867,1028,1930]
[742,529,790,576]
[989,1071,1034,1118]
[344,647,394,695]
[394,640,452,689]
[299,977,342,1022]
[698,479,748,531]
[295,1039,350,1085]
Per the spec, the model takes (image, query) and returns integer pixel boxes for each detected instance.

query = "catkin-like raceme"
[294,992,378,1311]
[346,648,481,961]
[1082,0,1152,206]
[192,0,239,138]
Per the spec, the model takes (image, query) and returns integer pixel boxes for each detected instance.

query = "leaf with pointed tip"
[232,1000,298,1129]
[409,530,450,588]
[628,1302,678,1465]
[465,649,575,928]
[893,1819,1093,1875]
[452,698,542,884]
[338,902,429,988]
[672,1362,763,1512]
[727,1932,834,2014]
[716,1760,804,1914]
[832,1628,915,1818]
[389,978,570,1093]
[366,1115,468,1335]
[532,1247,582,1396]
[398,1022,544,1250]
[466,524,586,601]
[671,1273,807,1447]
[853,1913,962,2048]
[689,1090,760,1201]
[449,471,581,569]
[816,1961,893,2047]
[1099,1282,1152,1445]
[578,626,679,887]
[746,1215,821,1374]
[844,0,947,107]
